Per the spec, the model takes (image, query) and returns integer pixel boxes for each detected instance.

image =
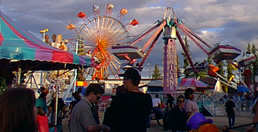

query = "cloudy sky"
[1,0,258,77]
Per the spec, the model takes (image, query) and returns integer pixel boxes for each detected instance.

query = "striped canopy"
[179,78,208,88]
[0,12,90,70]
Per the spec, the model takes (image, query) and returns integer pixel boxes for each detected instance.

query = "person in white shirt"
[152,94,161,107]
[184,88,199,118]
[152,94,162,126]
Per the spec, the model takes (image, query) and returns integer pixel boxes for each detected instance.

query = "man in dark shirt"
[107,68,153,132]
[225,96,235,128]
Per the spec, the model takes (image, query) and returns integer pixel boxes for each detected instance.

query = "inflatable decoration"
[106,3,114,15]
[187,112,213,130]
[198,123,219,132]
[107,3,114,10]
[93,5,100,14]
[56,34,63,44]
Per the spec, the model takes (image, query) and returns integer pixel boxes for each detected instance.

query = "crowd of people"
[0,68,258,132]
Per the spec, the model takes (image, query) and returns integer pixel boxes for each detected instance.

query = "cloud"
[1,0,258,74]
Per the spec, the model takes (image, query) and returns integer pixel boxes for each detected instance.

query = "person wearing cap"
[70,84,109,132]
[107,68,153,132]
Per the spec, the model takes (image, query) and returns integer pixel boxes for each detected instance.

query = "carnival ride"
[65,4,255,93]
[111,7,245,93]
[66,4,141,80]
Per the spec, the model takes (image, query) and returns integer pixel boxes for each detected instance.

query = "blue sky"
[1,0,258,77]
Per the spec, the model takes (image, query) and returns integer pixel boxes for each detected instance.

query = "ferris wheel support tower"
[163,8,178,93]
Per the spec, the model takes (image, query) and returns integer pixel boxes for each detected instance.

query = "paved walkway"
[99,110,256,131]
[148,114,257,132]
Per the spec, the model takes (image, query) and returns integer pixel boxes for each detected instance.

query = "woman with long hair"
[0,88,37,132]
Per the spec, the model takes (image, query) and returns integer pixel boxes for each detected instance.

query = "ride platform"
[239,55,256,66]
[209,44,241,63]
[112,45,144,60]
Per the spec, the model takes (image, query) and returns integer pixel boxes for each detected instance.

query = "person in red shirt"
[37,107,49,132]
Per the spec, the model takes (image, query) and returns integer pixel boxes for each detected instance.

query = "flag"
[214,78,223,93]
[208,64,219,77]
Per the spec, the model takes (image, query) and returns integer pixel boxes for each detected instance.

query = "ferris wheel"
[66,4,139,80]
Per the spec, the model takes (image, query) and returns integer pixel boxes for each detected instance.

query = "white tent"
[147,80,163,87]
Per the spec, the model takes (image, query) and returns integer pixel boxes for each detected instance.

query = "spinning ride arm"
[175,22,211,55]
[173,18,212,73]
[128,20,167,70]
[137,20,167,69]
[131,22,162,46]
[176,30,198,73]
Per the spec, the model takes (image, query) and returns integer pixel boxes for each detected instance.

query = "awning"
[0,11,91,70]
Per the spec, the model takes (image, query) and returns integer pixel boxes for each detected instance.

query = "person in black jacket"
[225,96,235,128]
[163,94,175,130]
[105,68,153,132]
[168,95,188,132]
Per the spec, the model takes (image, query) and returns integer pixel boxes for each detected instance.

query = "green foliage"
[217,61,225,76]
[227,63,233,80]
[207,57,212,64]
[247,43,251,53]
[152,64,161,79]
[182,36,190,70]
[251,44,256,55]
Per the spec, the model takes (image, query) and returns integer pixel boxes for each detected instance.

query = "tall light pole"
[39,29,49,87]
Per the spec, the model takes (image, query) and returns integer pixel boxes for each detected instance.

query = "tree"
[251,44,257,55]
[227,63,234,80]
[182,36,190,69]
[217,61,225,76]
[252,44,258,85]
[207,56,212,64]
[152,64,161,79]
[247,43,251,54]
